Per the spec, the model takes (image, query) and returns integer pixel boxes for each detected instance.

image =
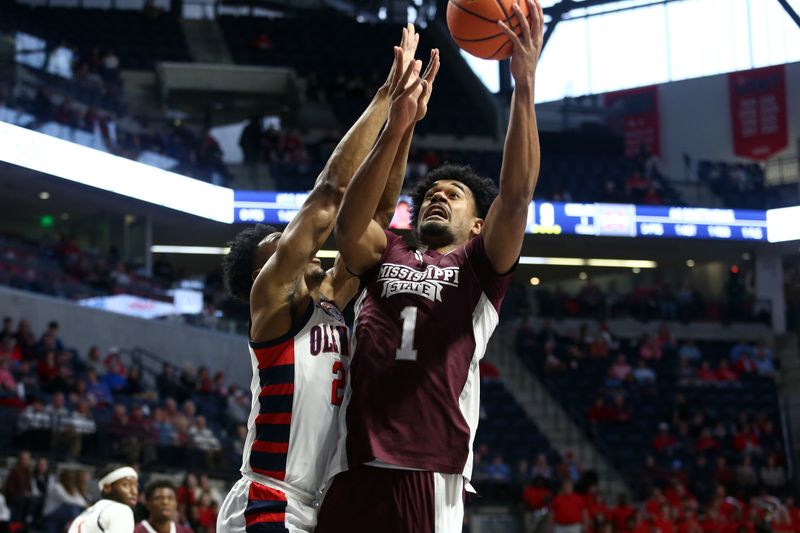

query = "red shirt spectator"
[716,361,738,382]
[696,429,721,452]
[735,355,758,375]
[550,481,586,526]
[613,500,637,533]
[734,427,761,453]
[588,397,615,422]
[522,484,551,511]
[653,425,677,453]
[697,362,718,383]
[479,360,500,380]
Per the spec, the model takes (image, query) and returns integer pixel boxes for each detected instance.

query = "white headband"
[98,467,138,490]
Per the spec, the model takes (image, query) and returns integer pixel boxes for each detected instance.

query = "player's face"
[109,476,138,508]
[147,487,177,522]
[417,180,481,246]
[255,232,326,288]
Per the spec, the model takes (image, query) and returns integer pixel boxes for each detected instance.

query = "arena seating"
[0,2,191,70]
[218,10,494,137]
[515,319,788,506]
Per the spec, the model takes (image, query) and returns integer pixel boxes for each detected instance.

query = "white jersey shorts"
[217,476,317,533]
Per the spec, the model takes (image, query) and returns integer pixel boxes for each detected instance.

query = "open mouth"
[425,205,448,221]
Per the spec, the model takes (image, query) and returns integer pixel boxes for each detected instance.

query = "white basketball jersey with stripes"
[239,299,349,499]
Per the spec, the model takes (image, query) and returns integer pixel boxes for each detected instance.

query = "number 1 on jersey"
[396,306,418,361]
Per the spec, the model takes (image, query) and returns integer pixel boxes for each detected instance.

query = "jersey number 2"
[331,361,345,405]
[396,306,418,361]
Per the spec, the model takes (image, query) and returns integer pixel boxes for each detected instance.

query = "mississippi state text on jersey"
[333,230,512,479]
[241,299,349,498]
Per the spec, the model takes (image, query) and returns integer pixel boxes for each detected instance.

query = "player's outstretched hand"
[381,24,420,97]
[497,0,543,87]
[415,48,440,123]
[387,59,425,135]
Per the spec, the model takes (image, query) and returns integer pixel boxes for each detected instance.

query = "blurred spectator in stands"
[522,476,552,519]
[107,404,140,463]
[653,423,677,456]
[530,453,553,481]
[736,455,759,494]
[37,351,58,386]
[85,346,104,375]
[712,457,734,487]
[103,350,127,392]
[557,451,582,483]
[612,493,636,533]
[47,392,73,455]
[0,317,12,343]
[677,357,696,387]
[4,450,34,524]
[695,428,720,454]
[696,361,718,385]
[678,339,702,361]
[178,365,197,403]
[486,455,512,483]
[187,416,222,470]
[515,319,537,358]
[760,453,787,492]
[588,396,614,424]
[197,475,222,507]
[642,185,663,205]
[753,348,776,378]
[63,401,96,459]
[43,468,88,533]
[0,358,17,397]
[176,473,198,516]
[609,394,632,423]
[734,424,762,455]
[544,341,565,374]
[729,338,752,363]
[195,493,217,531]
[715,360,739,385]
[31,457,50,524]
[18,397,51,450]
[610,354,632,381]
[85,369,113,406]
[549,479,587,533]
[633,360,657,384]
[637,333,662,360]
[157,363,180,400]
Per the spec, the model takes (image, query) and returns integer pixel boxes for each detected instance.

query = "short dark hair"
[222,224,278,302]
[410,164,498,228]
[145,479,177,500]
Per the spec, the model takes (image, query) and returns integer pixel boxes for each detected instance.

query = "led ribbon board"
[0,121,234,223]
[234,190,773,242]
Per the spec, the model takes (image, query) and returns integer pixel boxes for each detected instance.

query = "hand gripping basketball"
[497,0,544,85]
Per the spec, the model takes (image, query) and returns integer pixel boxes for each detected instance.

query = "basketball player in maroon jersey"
[218,29,439,532]
[317,1,544,531]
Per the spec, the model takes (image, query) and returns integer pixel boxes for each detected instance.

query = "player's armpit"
[334,218,387,276]
[481,194,529,275]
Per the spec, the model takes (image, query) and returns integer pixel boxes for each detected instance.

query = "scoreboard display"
[234,191,770,243]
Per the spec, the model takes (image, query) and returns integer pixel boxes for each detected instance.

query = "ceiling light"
[579,272,588,280]
[632,267,641,274]
[686,259,695,267]
[39,191,50,200]
[529,277,540,286]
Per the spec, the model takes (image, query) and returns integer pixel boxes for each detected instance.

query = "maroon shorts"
[316,465,465,533]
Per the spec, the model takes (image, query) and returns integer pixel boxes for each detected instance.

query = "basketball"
[446,0,529,60]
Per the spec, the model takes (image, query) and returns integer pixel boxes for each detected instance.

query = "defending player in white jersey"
[217,27,439,533]
[67,465,138,533]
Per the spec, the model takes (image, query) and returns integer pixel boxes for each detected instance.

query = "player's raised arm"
[374,48,440,229]
[481,0,543,274]
[249,38,409,328]
[335,59,426,275]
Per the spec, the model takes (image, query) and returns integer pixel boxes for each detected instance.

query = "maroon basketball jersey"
[330,230,512,479]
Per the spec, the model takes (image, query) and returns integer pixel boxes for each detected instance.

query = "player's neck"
[147,518,173,533]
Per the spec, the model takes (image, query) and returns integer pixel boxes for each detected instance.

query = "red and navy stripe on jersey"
[249,339,296,479]
[244,482,289,532]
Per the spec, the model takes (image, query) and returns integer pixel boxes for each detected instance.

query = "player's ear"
[251,268,262,282]
[470,217,484,237]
